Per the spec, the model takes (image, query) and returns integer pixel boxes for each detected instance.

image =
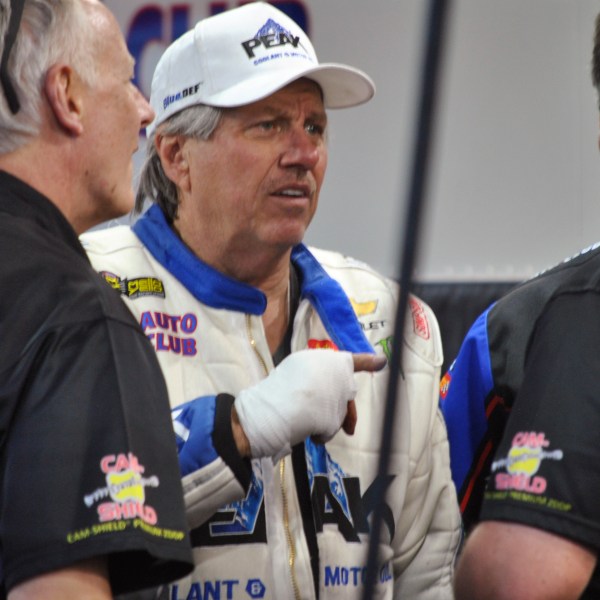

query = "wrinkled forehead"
[245,77,326,111]
[221,78,327,126]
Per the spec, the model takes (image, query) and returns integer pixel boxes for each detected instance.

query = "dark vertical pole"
[362,0,453,597]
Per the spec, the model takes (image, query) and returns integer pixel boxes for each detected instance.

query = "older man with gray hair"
[0,0,195,598]
[83,3,461,598]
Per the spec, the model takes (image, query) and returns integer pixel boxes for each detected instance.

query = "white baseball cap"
[146,1,375,138]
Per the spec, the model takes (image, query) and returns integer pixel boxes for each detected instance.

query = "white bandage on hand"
[234,349,357,462]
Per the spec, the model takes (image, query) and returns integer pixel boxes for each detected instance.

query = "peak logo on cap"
[146,2,375,139]
[241,18,304,59]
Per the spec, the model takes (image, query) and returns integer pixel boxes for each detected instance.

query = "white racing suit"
[81,205,460,599]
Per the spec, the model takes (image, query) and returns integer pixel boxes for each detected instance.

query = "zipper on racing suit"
[246,314,302,600]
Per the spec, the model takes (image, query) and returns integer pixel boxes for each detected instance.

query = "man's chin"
[272,222,310,248]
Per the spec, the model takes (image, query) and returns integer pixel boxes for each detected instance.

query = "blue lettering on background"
[246,579,266,599]
[170,579,239,600]
[324,565,367,588]
[323,564,392,588]
[380,562,393,582]
[126,3,309,96]
[140,311,198,356]
[127,7,161,93]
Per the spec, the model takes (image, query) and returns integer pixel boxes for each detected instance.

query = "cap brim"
[203,62,375,109]
[303,64,376,108]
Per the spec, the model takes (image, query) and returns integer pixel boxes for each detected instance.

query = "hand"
[232,350,386,461]
[342,353,387,435]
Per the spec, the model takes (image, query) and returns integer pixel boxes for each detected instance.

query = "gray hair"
[0,0,97,153]
[136,104,223,221]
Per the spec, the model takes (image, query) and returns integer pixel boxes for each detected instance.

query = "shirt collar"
[0,170,87,260]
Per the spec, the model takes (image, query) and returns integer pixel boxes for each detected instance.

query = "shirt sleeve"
[440,305,503,528]
[480,291,600,552]
[1,316,192,595]
[172,393,252,530]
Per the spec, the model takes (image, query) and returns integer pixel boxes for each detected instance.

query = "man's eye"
[258,121,278,132]
[306,123,325,136]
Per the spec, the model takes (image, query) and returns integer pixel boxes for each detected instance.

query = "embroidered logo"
[350,298,378,317]
[163,82,201,111]
[241,18,306,59]
[439,371,452,400]
[84,453,160,524]
[491,431,563,495]
[100,271,165,299]
[409,298,430,340]
[140,310,198,356]
[308,339,339,351]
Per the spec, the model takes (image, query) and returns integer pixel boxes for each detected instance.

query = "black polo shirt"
[0,171,192,595]
[442,241,600,597]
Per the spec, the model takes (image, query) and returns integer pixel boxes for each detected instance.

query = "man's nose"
[279,128,321,170]
[136,88,155,131]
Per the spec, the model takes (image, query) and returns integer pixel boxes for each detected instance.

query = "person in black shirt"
[442,12,600,599]
[0,0,193,597]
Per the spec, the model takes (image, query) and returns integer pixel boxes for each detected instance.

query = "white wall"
[105,0,600,281]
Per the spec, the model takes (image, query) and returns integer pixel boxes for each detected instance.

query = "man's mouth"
[279,189,306,197]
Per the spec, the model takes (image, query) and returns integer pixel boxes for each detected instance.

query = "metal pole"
[362,0,453,597]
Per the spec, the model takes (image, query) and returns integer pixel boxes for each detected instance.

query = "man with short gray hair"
[0,0,193,597]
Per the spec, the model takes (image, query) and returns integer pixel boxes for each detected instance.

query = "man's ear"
[44,64,84,136]
[155,134,191,193]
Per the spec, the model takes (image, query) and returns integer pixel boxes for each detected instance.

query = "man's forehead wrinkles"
[226,95,326,124]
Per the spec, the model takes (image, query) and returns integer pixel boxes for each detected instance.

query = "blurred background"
[102,0,600,367]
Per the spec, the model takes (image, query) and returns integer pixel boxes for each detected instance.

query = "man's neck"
[171,217,297,353]
[260,263,292,355]
[0,142,86,232]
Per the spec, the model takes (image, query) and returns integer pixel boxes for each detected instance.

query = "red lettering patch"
[308,339,339,351]
[409,298,430,340]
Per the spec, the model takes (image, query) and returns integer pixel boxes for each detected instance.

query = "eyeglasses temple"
[0,0,26,115]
